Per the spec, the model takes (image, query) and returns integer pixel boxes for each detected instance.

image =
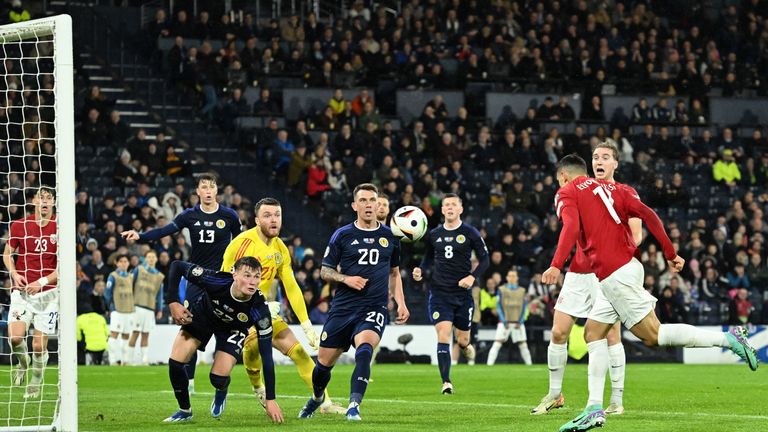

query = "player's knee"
[9,335,24,347]
[209,372,231,391]
[550,327,569,344]
[31,339,45,353]
[456,334,470,348]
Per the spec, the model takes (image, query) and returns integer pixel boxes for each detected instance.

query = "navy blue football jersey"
[140,204,241,269]
[421,222,489,294]
[170,261,272,336]
[322,222,400,312]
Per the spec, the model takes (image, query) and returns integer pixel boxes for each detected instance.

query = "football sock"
[437,343,451,383]
[587,339,609,408]
[608,343,625,406]
[185,351,198,379]
[287,342,315,390]
[120,337,131,365]
[657,324,729,347]
[487,341,503,365]
[371,344,381,367]
[140,347,148,364]
[350,343,373,405]
[547,342,568,398]
[312,362,332,401]
[30,352,48,384]
[107,337,119,365]
[11,341,29,369]
[169,358,191,410]
[242,333,263,389]
[518,342,532,365]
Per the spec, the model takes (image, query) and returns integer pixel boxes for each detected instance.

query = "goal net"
[0,15,76,432]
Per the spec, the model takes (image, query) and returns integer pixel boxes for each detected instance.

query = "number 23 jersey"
[322,222,400,312]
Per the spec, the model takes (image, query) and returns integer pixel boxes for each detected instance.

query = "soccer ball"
[389,206,429,243]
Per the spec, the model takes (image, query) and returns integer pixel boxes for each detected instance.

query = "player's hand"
[24,280,43,295]
[120,230,140,241]
[11,271,27,289]
[395,301,410,324]
[343,275,368,290]
[458,275,475,289]
[412,267,423,282]
[668,255,685,273]
[265,400,284,423]
[301,320,320,350]
[267,301,281,320]
[541,266,561,285]
[169,302,193,325]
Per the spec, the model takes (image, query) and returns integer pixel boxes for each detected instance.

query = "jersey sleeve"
[321,229,343,268]
[470,227,489,279]
[250,300,276,400]
[7,220,21,249]
[139,210,183,241]
[390,237,401,268]
[105,274,115,307]
[550,186,581,270]
[624,190,677,260]
[228,209,242,239]
[277,241,310,323]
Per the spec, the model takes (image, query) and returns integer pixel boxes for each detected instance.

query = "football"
[389,206,429,243]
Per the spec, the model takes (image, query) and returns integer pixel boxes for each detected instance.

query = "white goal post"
[0,14,76,432]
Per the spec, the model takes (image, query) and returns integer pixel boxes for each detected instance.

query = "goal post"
[0,14,76,432]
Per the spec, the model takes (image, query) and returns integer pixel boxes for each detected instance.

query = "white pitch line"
[159,391,768,420]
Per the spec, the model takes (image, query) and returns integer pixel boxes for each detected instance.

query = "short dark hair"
[255,197,281,215]
[36,187,55,199]
[556,154,588,175]
[377,193,389,201]
[233,256,262,273]
[443,193,462,204]
[116,254,130,262]
[353,183,378,199]
[197,173,218,187]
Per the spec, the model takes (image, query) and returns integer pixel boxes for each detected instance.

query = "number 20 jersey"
[322,222,400,312]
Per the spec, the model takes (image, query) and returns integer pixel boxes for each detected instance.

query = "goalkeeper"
[221,198,344,414]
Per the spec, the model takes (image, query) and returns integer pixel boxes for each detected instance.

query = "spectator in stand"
[580,95,604,120]
[632,98,653,123]
[113,151,138,187]
[653,97,673,122]
[106,110,131,147]
[163,145,186,178]
[713,149,742,189]
[729,288,754,325]
[81,109,108,149]
[328,88,347,117]
[535,97,559,120]
[253,88,280,115]
[351,89,373,116]
[306,158,331,200]
[556,96,575,120]
[287,143,312,187]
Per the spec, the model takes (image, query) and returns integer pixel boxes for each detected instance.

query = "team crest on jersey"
[216,219,226,229]
[321,331,328,341]
[274,252,283,265]
[237,312,248,322]
[456,235,466,244]
[432,311,440,320]
[191,266,204,277]
[379,238,389,247]
[49,234,57,244]
[258,317,270,328]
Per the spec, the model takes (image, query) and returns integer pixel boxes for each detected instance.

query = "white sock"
[657,324,728,347]
[486,341,503,365]
[12,342,29,368]
[121,338,131,365]
[519,342,532,365]
[108,337,120,365]
[587,339,609,408]
[607,343,625,406]
[548,342,568,398]
[30,352,49,384]
[140,347,148,365]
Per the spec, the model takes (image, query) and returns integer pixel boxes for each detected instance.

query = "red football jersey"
[8,215,58,292]
[569,246,593,274]
[552,176,675,280]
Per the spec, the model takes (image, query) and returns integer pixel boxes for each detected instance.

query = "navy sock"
[185,352,197,380]
[209,372,230,392]
[350,343,373,405]
[437,343,451,383]
[312,361,332,400]
[169,359,191,410]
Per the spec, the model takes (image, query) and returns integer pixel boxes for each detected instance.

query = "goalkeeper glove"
[267,301,281,320]
[301,320,320,350]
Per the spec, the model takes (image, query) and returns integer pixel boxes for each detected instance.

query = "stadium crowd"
[2,1,768,363]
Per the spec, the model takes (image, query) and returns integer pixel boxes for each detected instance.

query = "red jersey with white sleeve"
[554,191,593,274]
[551,176,675,281]
[8,215,58,292]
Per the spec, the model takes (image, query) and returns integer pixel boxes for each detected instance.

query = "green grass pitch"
[2,363,767,431]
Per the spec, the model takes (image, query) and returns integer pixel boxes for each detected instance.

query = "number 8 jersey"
[322,221,400,312]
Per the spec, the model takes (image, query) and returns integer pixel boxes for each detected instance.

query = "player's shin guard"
[243,333,263,389]
[11,340,29,369]
[486,341,503,365]
[548,342,568,398]
[169,358,191,410]
[519,342,532,365]
[657,324,729,347]
[107,337,119,365]
[287,343,316,390]
[607,343,625,406]
[586,340,609,408]
[437,343,452,383]
[350,343,373,405]
[312,362,333,401]
[30,352,48,384]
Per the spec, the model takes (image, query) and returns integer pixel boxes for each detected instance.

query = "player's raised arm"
[624,192,683,271]
[121,219,180,242]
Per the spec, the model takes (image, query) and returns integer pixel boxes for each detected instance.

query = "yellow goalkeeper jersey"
[221,228,309,323]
